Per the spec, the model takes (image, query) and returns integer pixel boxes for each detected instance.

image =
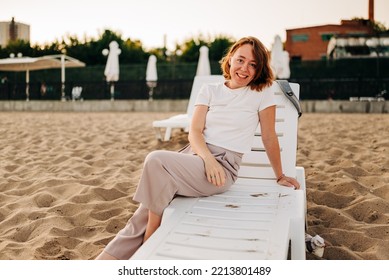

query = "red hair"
[220,36,274,91]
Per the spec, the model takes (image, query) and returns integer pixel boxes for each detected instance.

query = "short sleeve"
[195,84,211,106]
[258,86,277,112]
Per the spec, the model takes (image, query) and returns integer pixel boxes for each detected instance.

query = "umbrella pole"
[61,55,66,101]
[110,83,115,101]
[148,86,154,101]
[147,81,157,101]
[26,70,29,101]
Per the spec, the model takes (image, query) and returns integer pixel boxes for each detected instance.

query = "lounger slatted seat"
[133,82,305,260]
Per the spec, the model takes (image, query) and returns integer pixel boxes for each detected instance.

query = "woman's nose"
[240,63,248,71]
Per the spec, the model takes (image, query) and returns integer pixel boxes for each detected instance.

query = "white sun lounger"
[152,75,225,141]
[133,82,305,260]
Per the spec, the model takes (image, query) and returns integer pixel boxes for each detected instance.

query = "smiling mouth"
[236,73,248,79]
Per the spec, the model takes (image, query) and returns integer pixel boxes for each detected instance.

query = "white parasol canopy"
[0,54,85,71]
[146,55,158,101]
[104,41,121,82]
[196,46,211,76]
[270,35,291,79]
[0,54,85,100]
[103,41,121,100]
[146,55,158,82]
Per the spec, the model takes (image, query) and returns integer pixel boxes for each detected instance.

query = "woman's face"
[228,43,257,89]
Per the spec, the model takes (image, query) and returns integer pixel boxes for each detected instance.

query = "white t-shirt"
[195,82,276,153]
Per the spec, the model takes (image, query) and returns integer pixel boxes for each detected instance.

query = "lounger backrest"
[187,75,225,117]
[238,82,300,180]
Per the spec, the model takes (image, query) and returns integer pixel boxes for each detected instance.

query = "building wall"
[285,20,374,61]
[0,18,30,47]
[0,23,8,47]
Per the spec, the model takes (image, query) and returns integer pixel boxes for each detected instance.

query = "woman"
[96,36,300,260]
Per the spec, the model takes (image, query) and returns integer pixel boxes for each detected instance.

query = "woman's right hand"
[189,105,226,187]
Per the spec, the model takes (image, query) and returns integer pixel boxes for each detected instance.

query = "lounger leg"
[290,190,306,260]
[164,127,172,141]
[154,127,163,141]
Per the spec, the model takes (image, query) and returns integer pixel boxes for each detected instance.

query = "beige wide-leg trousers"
[103,143,242,259]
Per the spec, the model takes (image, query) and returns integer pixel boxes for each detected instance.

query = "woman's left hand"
[203,155,227,187]
[277,175,300,190]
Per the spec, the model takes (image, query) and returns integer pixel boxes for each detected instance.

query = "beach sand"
[0,112,388,260]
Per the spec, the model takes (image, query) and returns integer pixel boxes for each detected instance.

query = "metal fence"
[0,79,195,101]
[1,77,388,101]
[290,77,389,100]
[1,57,388,101]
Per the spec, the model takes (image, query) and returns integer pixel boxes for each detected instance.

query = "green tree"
[179,37,208,62]
[209,36,234,61]
[3,39,33,57]
[32,40,63,56]
[81,30,125,65]
[120,38,147,63]
[351,17,388,34]
[370,20,388,33]
[0,31,235,66]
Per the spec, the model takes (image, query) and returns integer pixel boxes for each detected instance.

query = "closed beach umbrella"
[146,55,158,83]
[196,46,211,76]
[104,41,121,100]
[146,55,158,101]
[270,35,290,79]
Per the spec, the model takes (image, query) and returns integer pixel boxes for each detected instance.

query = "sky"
[1,0,389,50]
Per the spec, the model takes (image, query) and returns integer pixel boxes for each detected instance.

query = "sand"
[0,112,388,260]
